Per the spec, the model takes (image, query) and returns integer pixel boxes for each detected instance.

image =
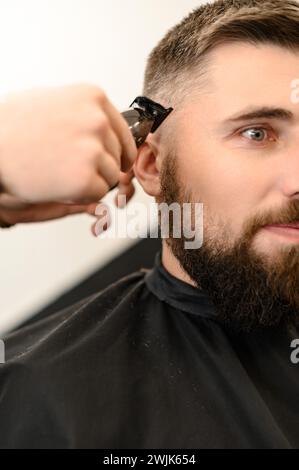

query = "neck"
[161,241,197,288]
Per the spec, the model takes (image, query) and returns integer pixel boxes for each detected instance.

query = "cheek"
[179,144,249,203]
[178,143,268,234]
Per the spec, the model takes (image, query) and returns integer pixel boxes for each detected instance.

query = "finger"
[114,184,135,208]
[96,151,120,189]
[100,125,122,168]
[38,203,89,221]
[0,202,91,225]
[114,170,135,208]
[71,174,110,204]
[0,193,30,210]
[85,202,100,216]
[100,95,137,173]
[118,169,135,186]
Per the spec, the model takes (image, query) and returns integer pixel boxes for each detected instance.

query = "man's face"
[159,42,299,332]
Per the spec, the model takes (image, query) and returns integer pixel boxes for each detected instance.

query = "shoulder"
[0,268,156,448]
[2,268,150,364]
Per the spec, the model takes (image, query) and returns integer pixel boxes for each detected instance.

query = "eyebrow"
[223,106,294,125]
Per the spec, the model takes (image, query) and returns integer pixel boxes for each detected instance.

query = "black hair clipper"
[109,96,173,191]
[122,96,173,148]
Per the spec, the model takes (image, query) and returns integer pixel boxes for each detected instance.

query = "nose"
[279,139,299,199]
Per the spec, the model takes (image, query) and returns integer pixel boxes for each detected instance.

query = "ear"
[132,137,162,198]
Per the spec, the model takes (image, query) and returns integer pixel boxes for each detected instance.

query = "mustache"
[244,199,299,238]
[262,200,299,226]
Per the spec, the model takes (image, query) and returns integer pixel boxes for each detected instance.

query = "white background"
[0,0,205,335]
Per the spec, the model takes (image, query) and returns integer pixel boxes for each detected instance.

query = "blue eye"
[241,127,269,142]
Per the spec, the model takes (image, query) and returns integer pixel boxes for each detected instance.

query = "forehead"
[195,42,299,113]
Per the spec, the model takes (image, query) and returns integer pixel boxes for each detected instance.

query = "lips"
[262,223,299,242]
[266,223,299,229]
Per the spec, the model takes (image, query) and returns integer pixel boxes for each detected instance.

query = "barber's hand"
[0,84,137,230]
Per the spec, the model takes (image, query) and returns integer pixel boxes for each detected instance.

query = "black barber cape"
[0,250,298,449]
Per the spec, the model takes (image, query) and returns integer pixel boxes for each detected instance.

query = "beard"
[157,149,299,333]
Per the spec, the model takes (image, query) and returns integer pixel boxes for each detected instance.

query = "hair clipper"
[109,96,173,191]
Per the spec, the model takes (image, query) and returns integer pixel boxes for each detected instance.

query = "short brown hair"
[143,0,299,143]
